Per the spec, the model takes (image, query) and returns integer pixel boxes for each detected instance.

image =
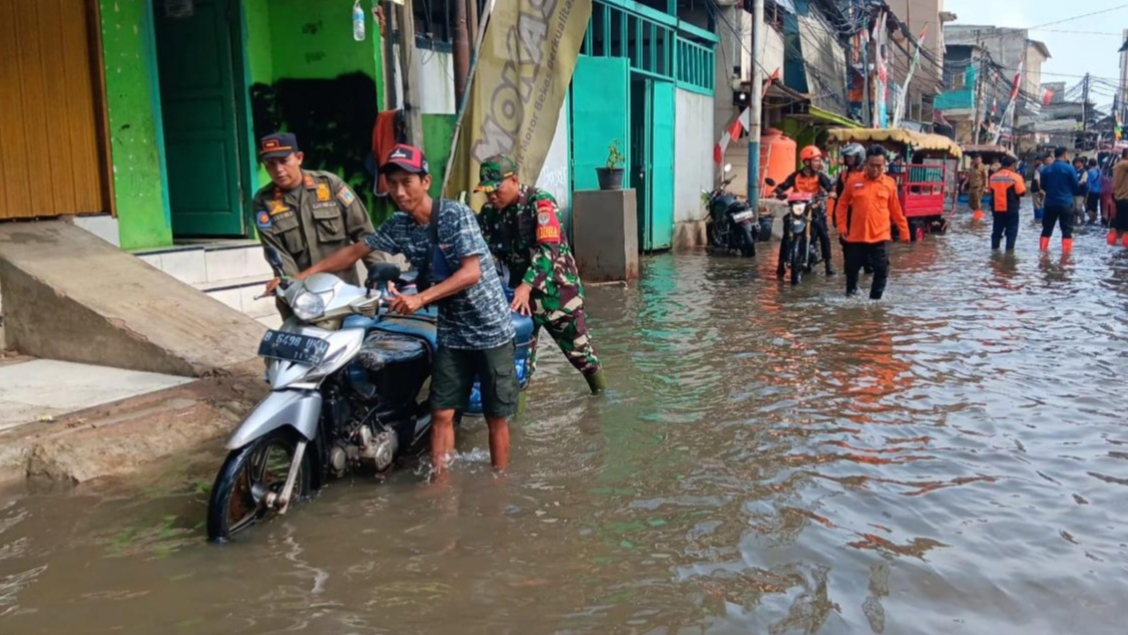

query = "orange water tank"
[760,128,796,191]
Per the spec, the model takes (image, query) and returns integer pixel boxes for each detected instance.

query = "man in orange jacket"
[833,145,910,300]
[987,156,1026,251]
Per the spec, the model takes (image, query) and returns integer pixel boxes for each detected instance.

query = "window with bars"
[579,0,716,94]
[410,0,490,50]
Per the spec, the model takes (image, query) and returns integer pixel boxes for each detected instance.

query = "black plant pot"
[596,167,624,190]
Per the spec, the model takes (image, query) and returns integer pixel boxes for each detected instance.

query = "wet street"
[2,213,1128,634]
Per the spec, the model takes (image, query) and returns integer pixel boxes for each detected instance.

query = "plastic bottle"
[353,1,366,42]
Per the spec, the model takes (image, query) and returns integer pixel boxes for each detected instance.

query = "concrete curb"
[0,363,267,485]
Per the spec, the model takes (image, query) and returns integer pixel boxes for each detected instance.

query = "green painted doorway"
[630,77,675,251]
[153,0,248,237]
[570,55,630,193]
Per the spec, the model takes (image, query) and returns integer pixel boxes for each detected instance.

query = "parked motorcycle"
[704,163,758,257]
[205,250,534,542]
[776,188,828,286]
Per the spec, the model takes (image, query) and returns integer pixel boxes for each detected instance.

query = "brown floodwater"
[1,216,1127,634]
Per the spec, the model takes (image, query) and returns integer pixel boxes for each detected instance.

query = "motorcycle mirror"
[764,177,777,187]
[367,263,403,287]
[723,163,733,174]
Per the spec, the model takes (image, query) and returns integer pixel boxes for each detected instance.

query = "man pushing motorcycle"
[773,145,836,277]
[289,144,518,477]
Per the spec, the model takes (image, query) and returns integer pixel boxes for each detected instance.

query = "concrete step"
[134,241,272,288]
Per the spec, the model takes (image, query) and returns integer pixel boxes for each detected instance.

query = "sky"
[942,0,1126,109]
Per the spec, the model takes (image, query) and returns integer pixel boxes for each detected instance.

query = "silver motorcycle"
[206,250,533,542]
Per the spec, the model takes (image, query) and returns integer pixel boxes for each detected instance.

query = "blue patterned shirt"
[364,200,515,350]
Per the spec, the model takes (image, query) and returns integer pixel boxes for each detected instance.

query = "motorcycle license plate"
[731,211,755,223]
[258,330,331,365]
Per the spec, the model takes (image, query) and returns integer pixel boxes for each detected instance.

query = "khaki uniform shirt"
[253,170,391,285]
[967,164,988,189]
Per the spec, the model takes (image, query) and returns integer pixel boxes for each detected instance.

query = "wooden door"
[0,0,112,220]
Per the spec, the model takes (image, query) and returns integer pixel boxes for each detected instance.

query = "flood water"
[2,213,1128,634]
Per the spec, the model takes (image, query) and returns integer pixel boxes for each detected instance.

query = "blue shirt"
[1087,168,1102,193]
[1040,160,1082,208]
[364,200,515,350]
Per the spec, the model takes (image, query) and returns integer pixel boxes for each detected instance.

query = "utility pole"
[381,1,399,110]
[396,0,425,148]
[747,0,764,215]
[1082,72,1091,133]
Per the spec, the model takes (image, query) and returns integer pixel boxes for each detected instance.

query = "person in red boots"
[1038,147,1083,253]
[1112,148,1128,246]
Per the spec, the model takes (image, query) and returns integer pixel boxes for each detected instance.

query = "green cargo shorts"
[431,341,519,418]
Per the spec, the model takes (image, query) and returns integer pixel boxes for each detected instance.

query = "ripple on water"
[0,219,1127,633]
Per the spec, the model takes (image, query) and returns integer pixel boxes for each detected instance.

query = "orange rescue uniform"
[833,174,910,243]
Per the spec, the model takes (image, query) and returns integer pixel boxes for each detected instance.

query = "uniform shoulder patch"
[255,210,272,230]
[535,199,561,244]
[336,186,357,206]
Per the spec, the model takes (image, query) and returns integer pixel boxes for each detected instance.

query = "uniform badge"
[337,187,356,206]
[534,200,561,244]
[316,183,331,202]
[269,199,290,216]
[303,175,316,189]
[255,210,272,229]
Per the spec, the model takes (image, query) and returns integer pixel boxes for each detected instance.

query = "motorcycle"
[704,163,758,257]
[777,190,828,286]
[205,249,534,542]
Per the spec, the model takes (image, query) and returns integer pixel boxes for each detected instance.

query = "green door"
[153,0,246,237]
[570,56,630,193]
[631,78,675,251]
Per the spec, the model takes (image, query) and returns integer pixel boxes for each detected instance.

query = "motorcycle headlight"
[291,291,326,322]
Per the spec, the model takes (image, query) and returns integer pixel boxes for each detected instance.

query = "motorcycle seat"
[357,330,428,370]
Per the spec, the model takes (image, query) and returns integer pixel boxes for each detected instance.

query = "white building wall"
[674,88,714,224]
[537,95,571,222]
[391,46,457,115]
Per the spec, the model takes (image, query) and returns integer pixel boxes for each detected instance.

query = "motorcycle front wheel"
[206,428,312,543]
[790,238,806,285]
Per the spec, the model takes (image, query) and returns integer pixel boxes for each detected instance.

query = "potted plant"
[596,140,626,190]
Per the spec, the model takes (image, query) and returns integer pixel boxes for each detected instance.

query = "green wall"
[267,0,377,79]
[99,0,172,250]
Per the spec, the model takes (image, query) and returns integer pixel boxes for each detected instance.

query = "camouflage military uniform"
[476,157,602,387]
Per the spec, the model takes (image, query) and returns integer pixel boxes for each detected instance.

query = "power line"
[1025,4,1128,30]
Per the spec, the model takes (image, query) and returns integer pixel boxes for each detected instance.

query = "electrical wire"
[1025,4,1128,30]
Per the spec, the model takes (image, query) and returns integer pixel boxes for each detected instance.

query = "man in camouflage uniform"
[476,154,606,394]
[254,132,395,299]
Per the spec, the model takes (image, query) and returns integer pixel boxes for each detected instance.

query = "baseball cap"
[259,132,299,161]
[475,154,518,192]
[383,144,429,175]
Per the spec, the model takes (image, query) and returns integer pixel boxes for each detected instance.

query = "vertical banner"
[443,0,593,208]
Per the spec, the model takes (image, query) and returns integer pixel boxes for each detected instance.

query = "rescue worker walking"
[1039,146,1082,253]
[966,154,989,220]
[773,146,836,277]
[475,155,606,394]
[987,156,1026,252]
[254,133,391,296]
[834,146,910,300]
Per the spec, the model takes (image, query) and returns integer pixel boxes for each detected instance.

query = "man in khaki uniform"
[254,132,392,295]
[966,154,988,216]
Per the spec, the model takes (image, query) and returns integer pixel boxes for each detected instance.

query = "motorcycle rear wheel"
[206,428,312,543]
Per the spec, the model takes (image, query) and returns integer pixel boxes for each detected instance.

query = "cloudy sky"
[942,0,1126,109]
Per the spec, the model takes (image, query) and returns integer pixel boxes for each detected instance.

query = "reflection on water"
[2,217,1128,634]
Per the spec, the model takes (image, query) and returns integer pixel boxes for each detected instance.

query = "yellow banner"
[443,0,592,208]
